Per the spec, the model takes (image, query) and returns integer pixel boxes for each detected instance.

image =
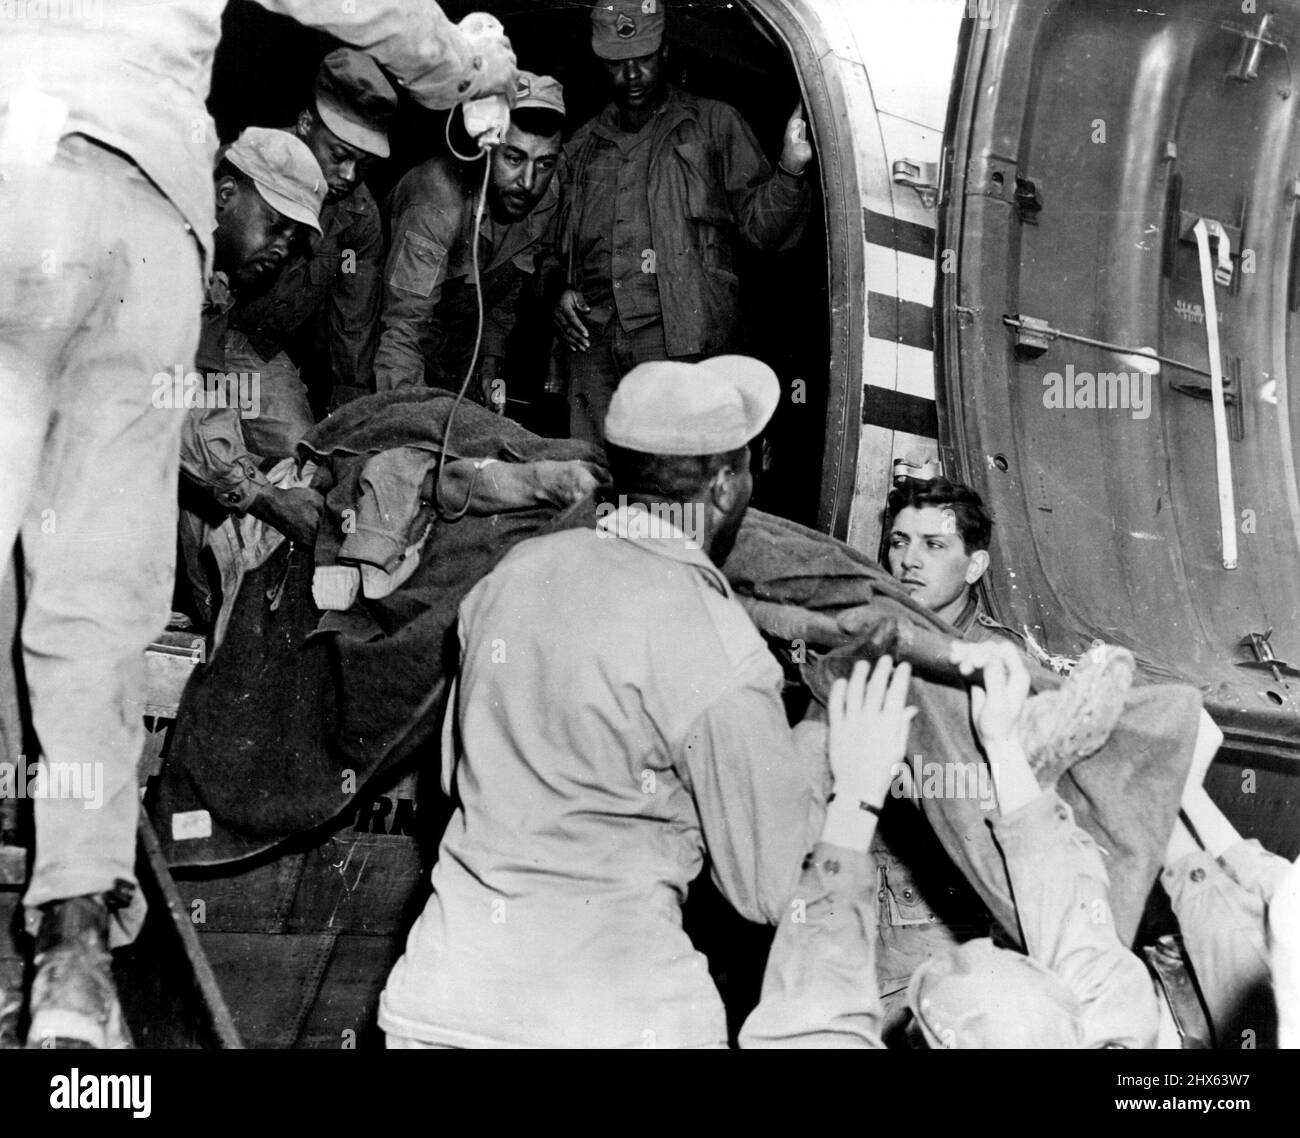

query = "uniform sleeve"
[373,202,459,391]
[713,104,810,253]
[178,406,270,515]
[255,1,515,109]
[740,843,886,1048]
[676,676,826,926]
[328,202,385,390]
[992,792,1160,1048]
[1162,840,1288,1044]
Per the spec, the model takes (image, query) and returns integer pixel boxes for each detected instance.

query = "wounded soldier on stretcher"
[739,644,1299,1048]
[199,428,605,645]
[732,477,1298,1048]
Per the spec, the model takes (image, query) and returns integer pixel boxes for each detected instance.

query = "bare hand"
[779,105,812,176]
[950,640,1031,752]
[828,656,916,809]
[457,13,518,104]
[248,485,323,547]
[554,289,591,352]
[531,459,605,506]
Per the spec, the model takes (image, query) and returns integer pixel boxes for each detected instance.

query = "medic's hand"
[950,639,1031,753]
[247,484,323,547]
[457,13,518,104]
[828,656,916,809]
[554,289,591,352]
[779,105,813,176]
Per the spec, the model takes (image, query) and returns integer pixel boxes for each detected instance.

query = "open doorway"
[199,0,833,1045]
[208,0,831,529]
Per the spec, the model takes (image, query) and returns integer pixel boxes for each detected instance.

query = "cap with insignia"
[514,70,566,117]
[591,0,666,61]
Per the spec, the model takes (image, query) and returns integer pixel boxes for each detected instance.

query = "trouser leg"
[1,137,202,945]
[567,305,623,445]
[568,316,702,445]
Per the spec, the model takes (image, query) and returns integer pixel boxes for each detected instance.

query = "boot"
[1016,643,1135,787]
[25,893,129,1049]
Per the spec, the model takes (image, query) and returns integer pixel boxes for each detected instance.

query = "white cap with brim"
[604,355,780,456]
[224,127,325,235]
[906,938,1084,1048]
[250,181,321,234]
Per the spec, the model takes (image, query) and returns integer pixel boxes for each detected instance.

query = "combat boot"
[25,893,129,1049]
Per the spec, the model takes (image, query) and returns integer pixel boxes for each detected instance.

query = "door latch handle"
[892,158,938,209]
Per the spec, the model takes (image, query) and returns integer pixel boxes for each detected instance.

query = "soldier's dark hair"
[510,107,564,140]
[885,477,993,553]
[604,442,749,503]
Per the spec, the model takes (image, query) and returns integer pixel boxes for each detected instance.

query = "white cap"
[604,355,780,456]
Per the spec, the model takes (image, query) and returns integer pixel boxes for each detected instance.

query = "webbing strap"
[1192,218,1239,570]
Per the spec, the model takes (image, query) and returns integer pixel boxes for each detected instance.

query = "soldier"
[883,476,994,632]
[375,71,566,410]
[0,2,515,1049]
[176,128,331,623]
[553,0,813,443]
[224,48,398,425]
[378,357,826,1048]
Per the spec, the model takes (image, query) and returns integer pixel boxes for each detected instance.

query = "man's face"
[603,48,666,113]
[709,448,754,568]
[887,505,984,621]
[302,116,376,203]
[214,179,300,291]
[489,123,562,221]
